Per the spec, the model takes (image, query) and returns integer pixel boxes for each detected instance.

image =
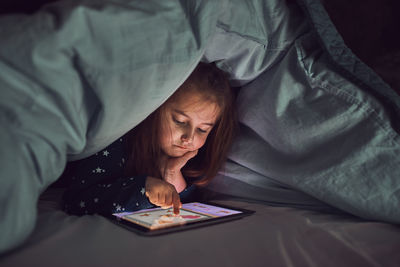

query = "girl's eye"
[197,128,208,134]
[173,117,185,125]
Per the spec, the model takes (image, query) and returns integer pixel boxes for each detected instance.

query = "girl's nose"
[181,130,194,144]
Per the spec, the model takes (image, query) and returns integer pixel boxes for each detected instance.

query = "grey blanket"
[0,0,399,254]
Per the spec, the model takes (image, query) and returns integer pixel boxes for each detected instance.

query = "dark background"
[321,0,400,93]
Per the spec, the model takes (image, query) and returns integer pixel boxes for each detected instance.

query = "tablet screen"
[112,202,246,231]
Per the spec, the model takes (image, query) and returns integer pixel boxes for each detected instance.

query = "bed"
[0,0,399,266]
[1,187,400,267]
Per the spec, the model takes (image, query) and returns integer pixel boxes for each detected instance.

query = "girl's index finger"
[172,193,181,215]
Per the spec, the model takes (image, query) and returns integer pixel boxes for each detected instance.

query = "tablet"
[110,202,254,236]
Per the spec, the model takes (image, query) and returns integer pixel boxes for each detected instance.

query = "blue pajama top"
[62,134,195,216]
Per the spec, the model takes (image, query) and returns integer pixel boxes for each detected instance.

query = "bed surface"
[1,186,399,267]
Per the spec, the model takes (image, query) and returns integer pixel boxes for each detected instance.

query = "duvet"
[0,0,399,255]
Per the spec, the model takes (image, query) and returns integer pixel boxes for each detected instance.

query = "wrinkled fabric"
[1,192,399,267]
[205,0,400,223]
[1,0,400,256]
[0,0,219,253]
[220,32,400,222]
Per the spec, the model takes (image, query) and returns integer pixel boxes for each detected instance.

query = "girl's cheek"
[169,123,180,140]
[194,136,207,149]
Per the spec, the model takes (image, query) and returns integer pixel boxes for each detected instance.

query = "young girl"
[62,62,236,216]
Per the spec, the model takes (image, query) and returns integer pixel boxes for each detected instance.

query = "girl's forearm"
[163,169,187,193]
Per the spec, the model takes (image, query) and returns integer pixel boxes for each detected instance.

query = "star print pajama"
[61,135,194,216]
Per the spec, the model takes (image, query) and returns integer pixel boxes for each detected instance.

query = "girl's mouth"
[174,145,188,149]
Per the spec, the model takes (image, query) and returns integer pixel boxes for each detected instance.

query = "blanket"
[0,0,399,254]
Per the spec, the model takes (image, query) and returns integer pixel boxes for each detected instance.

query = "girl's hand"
[163,150,198,172]
[160,150,198,192]
[145,176,182,215]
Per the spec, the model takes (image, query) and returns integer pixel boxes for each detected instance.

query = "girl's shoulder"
[56,134,130,185]
[83,134,128,162]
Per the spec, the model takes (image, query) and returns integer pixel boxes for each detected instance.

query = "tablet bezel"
[108,202,254,236]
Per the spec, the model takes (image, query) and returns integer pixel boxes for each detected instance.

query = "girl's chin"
[163,148,186,158]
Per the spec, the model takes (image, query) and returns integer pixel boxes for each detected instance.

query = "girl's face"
[159,90,220,158]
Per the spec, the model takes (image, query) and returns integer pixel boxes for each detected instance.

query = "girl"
[62,62,236,216]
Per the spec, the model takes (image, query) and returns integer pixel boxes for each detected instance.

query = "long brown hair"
[125,62,237,185]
